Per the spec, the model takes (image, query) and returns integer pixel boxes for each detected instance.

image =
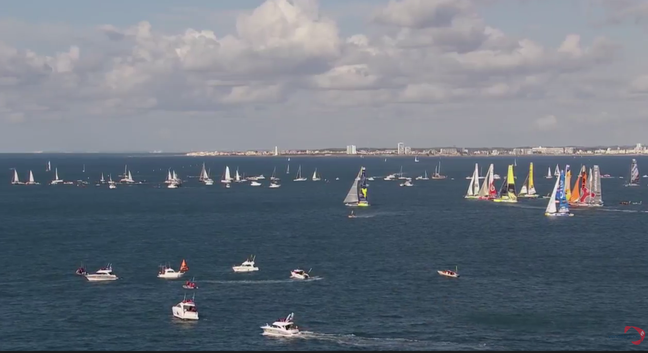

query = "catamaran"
[25,170,39,185]
[312,168,321,181]
[582,165,603,207]
[221,166,232,184]
[518,162,538,198]
[293,165,307,181]
[464,163,480,199]
[477,163,497,200]
[625,159,640,187]
[545,166,552,179]
[11,169,23,185]
[493,165,517,203]
[343,166,369,207]
[545,169,574,217]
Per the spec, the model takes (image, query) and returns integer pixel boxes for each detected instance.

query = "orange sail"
[180,259,189,272]
[569,174,581,204]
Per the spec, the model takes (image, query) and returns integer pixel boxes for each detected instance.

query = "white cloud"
[0,0,643,150]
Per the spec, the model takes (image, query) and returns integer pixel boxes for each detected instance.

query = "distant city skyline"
[1,0,647,152]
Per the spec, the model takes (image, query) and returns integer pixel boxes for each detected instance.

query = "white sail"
[465,163,479,196]
[172,170,178,180]
[100,173,105,182]
[343,169,361,204]
[199,163,208,180]
[225,166,231,180]
[46,161,51,172]
[585,168,593,204]
[630,159,639,184]
[235,168,241,182]
[545,175,560,214]
[554,164,560,176]
[29,170,34,183]
[286,164,290,174]
[13,169,19,183]
[167,169,172,181]
[592,165,602,205]
[477,164,493,197]
[312,168,320,181]
[128,170,133,181]
[55,168,59,180]
[547,167,552,178]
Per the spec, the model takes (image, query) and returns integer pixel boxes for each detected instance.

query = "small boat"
[545,166,553,179]
[438,266,459,278]
[290,268,311,280]
[182,277,198,289]
[269,181,281,188]
[250,181,262,187]
[157,265,185,279]
[348,210,356,218]
[225,183,231,188]
[619,200,642,205]
[261,313,301,337]
[312,168,321,181]
[416,170,429,180]
[85,264,118,281]
[400,179,413,187]
[172,294,199,320]
[232,255,259,272]
[518,162,539,198]
[75,264,87,276]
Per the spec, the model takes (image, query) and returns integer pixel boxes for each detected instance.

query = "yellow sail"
[507,164,517,201]
[528,163,535,189]
[565,169,572,200]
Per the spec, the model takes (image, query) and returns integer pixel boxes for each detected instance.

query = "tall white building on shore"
[273,146,279,156]
[397,142,405,155]
[346,145,357,155]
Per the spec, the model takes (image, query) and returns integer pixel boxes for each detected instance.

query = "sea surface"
[0,154,647,351]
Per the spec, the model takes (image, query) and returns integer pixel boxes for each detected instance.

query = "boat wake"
[596,208,648,214]
[201,277,323,285]
[297,331,421,348]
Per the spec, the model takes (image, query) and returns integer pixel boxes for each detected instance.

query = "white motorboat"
[168,183,178,189]
[261,313,301,337]
[269,182,281,188]
[400,179,413,187]
[85,264,118,281]
[75,264,87,276]
[290,268,311,280]
[182,277,198,289]
[232,255,259,272]
[383,174,396,181]
[157,266,184,279]
[225,183,231,188]
[250,181,262,187]
[438,266,460,278]
[172,295,199,320]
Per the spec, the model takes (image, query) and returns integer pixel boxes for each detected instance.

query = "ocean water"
[0,154,647,351]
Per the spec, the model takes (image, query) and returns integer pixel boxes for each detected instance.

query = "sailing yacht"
[492,165,517,203]
[414,156,419,163]
[234,168,245,183]
[464,163,480,199]
[518,162,538,198]
[431,161,446,179]
[221,166,232,184]
[168,170,182,188]
[545,167,552,179]
[50,168,64,185]
[286,164,290,174]
[100,173,106,184]
[415,170,429,180]
[582,165,603,207]
[46,161,51,172]
[553,164,560,177]
[293,165,307,182]
[199,163,214,185]
[25,170,39,185]
[343,167,369,207]
[270,167,280,181]
[625,159,640,187]
[397,166,407,180]
[108,174,117,189]
[11,169,23,185]
[477,163,497,200]
[545,170,574,217]
[311,168,321,181]
[119,165,135,183]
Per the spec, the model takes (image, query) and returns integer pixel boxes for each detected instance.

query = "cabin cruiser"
[157,266,185,279]
[172,296,199,320]
[437,269,459,278]
[85,264,118,281]
[261,313,301,337]
[290,269,311,280]
[232,255,259,272]
[250,181,262,187]
[269,182,281,188]
[383,174,396,181]
[182,278,198,289]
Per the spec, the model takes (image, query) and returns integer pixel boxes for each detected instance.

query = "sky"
[1,0,648,152]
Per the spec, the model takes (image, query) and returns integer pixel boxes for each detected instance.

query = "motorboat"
[400,179,413,187]
[85,264,118,281]
[168,183,178,189]
[232,255,259,272]
[182,277,198,289]
[438,267,459,278]
[261,313,301,337]
[75,265,87,276]
[348,211,356,218]
[225,183,231,189]
[172,295,199,320]
[250,181,262,187]
[157,266,185,279]
[269,182,281,188]
[290,268,311,280]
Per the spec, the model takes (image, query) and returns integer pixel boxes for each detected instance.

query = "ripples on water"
[0,155,647,350]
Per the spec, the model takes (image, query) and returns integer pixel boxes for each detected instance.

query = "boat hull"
[437,271,459,278]
[518,194,539,198]
[492,198,517,203]
[158,273,185,279]
[182,285,198,289]
[172,307,199,320]
[261,326,300,337]
[85,275,118,281]
[464,195,480,199]
[232,266,259,272]
[545,212,574,217]
[290,273,309,280]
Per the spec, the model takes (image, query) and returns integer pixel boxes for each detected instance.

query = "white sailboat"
[414,156,419,163]
[120,165,135,183]
[221,166,232,184]
[11,169,23,185]
[545,166,552,179]
[293,165,307,182]
[270,167,280,181]
[234,168,245,183]
[625,159,640,187]
[286,164,290,174]
[46,161,51,172]
[545,170,574,217]
[344,167,369,207]
[164,169,173,184]
[25,170,39,185]
[477,163,496,200]
[415,170,429,180]
[108,174,116,189]
[553,164,560,177]
[583,165,603,207]
[464,163,480,199]
[397,166,407,180]
[432,161,446,179]
[100,173,105,184]
[51,168,63,185]
[311,168,321,181]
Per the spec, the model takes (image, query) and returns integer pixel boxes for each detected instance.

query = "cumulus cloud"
[0,0,629,136]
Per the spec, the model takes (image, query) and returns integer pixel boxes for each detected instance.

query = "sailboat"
[582,165,603,207]
[415,170,429,180]
[11,169,23,185]
[25,170,39,185]
[221,166,232,184]
[625,159,640,187]
[568,166,583,206]
[286,164,290,174]
[46,161,51,172]
[51,168,64,185]
[544,169,574,217]
[100,173,106,184]
[431,161,446,179]
[270,167,280,181]
[477,163,497,200]
[553,164,560,177]
[343,167,369,207]
[545,166,552,179]
[414,156,419,163]
[234,168,244,183]
[293,165,307,182]
[493,165,517,203]
[312,168,321,181]
[397,166,407,180]
[464,163,480,199]
[119,165,134,183]
[108,174,116,189]
[518,162,538,198]
[82,164,86,173]
[198,163,213,185]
